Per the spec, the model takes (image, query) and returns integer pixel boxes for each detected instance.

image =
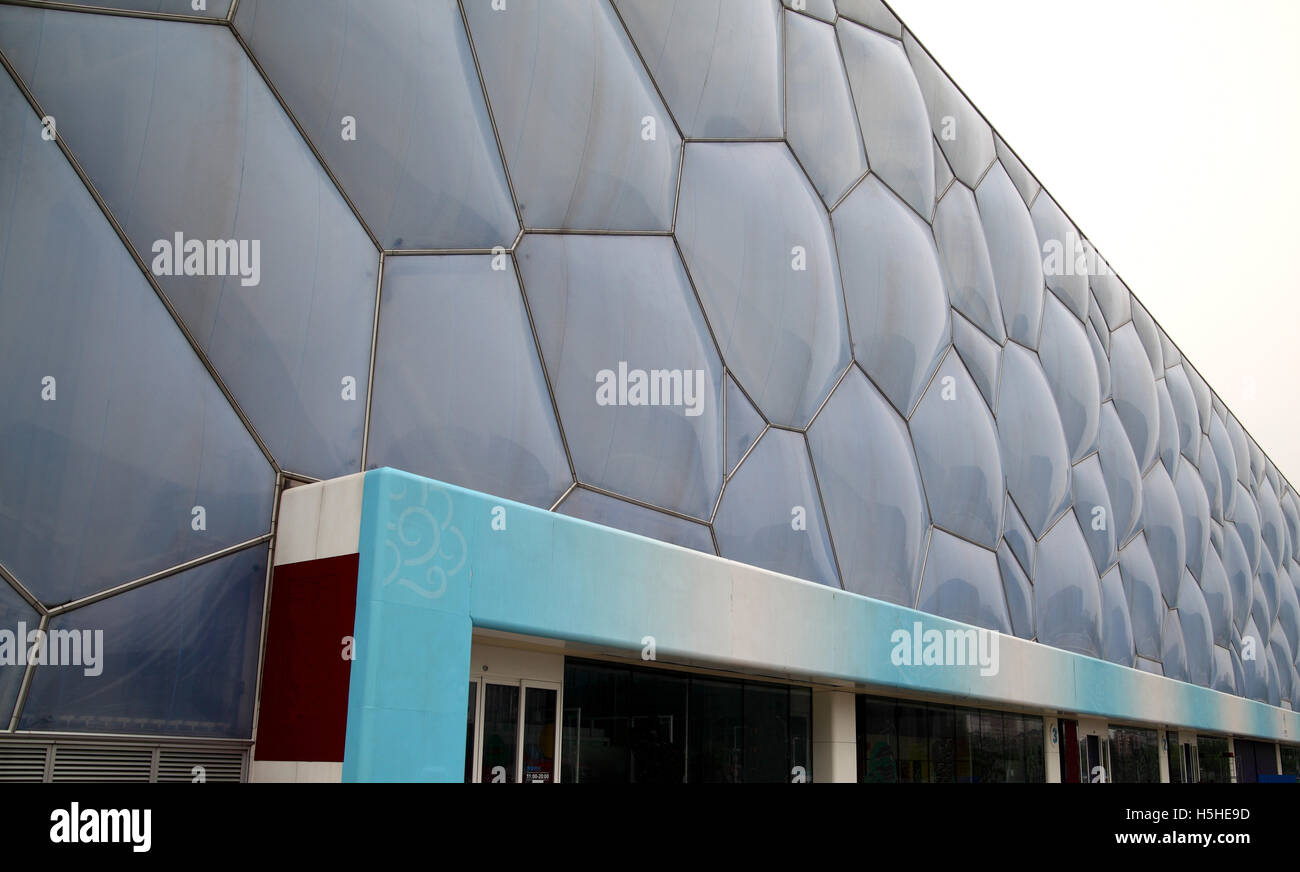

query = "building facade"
[0,0,1297,783]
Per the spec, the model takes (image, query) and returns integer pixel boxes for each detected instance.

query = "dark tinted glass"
[743,683,790,783]
[1108,726,1160,783]
[561,662,629,783]
[857,696,898,783]
[630,670,687,783]
[480,684,519,783]
[465,682,476,783]
[689,678,744,783]
[896,702,930,783]
[522,687,558,784]
[1196,735,1233,784]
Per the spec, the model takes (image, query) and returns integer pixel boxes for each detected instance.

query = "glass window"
[689,678,744,784]
[561,662,629,784]
[896,702,929,783]
[1278,744,1300,778]
[629,670,687,784]
[928,705,956,783]
[1108,726,1160,783]
[480,684,519,783]
[743,684,791,784]
[857,697,898,783]
[954,708,976,783]
[521,687,558,784]
[1196,735,1233,784]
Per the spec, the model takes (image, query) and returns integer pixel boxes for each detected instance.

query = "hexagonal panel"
[837,19,934,218]
[976,162,1044,347]
[518,234,724,519]
[366,256,571,509]
[833,175,949,417]
[234,0,518,251]
[0,5,378,479]
[714,429,839,588]
[677,142,850,428]
[464,0,681,230]
[0,71,274,606]
[1038,294,1100,463]
[996,343,1072,537]
[933,183,1004,343]
[558,488,715,555]
[902,31,995,188]
[1110,323,1160,474]
[909,352,1004,549]
[615,0,783,139]
[1035,513,1103,658]
[807,368,928,606]
[917,529,1011,634]
[786,11,869,204]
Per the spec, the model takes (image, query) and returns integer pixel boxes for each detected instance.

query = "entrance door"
[467,679,561,783]
[1076,722,1111,783]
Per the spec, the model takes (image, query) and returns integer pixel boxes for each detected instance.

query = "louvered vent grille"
[156,748,244,782]
[0,741,247,782]
[52,746,154,782]
[0,744,49,782]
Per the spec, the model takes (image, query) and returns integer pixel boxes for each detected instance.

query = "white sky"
[887,0,1300,488]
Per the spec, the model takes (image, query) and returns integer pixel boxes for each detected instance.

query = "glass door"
[467,678,561,783]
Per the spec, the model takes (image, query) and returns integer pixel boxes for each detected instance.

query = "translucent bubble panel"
[1163,609,1188,683]
[996,344,1072,537]
[1142,464,1187,606]
[997,543,1035,640]
[518,234,724,519]
[1035,514,1103,658]
[836,0,902,37]
[463,0,681,230]
[366,256,571,509]
[0,582,39,717]
[909,353,1004,549]
[976,163,1044,347]
[1003,494,1036,579]
[833,175,949,417]
[1220,522,1255,636]
[234,0,518,250]
[950,313,1001,413]
[1209,414,1239,518]
[1120,536,1165,660]
[1154,379,1179,476]
[784,0,836,22]
[614,0,783,139]
[1130,298,1164,379]
[1200,546,1234,647]
[1072,456,1117,576]
[0,73,274,606]
[1174,460,1211,582]
[19,545,267,737]
[557,488,715,556]
[1086,247,1132,332]
[1164,365,1200,463]
[836,19,934,218]
[1038,295,1101,464]
[1098,402,1144,545]
[1178,571,1214,687]
[807,369,927,606]
[0,6,378,479]
[677,143,850,428]
[1110,324,1161,474]
[994,132,1039,208]
[1100,566,1136,667]
[714,429,839,588]
[726,376,766,475]
[1031,194,1090,321]
[917,529,1011,634]
[902,32,994,188]
[785,12,869,204]
[933,184,1004,343]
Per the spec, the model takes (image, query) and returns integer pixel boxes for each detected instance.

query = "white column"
[1157,729,1170,783]
[812,689,856,783]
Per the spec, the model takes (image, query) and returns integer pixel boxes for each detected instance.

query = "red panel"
[254,553,359,762]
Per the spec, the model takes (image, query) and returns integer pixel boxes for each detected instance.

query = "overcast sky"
[887,0,1300,487]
